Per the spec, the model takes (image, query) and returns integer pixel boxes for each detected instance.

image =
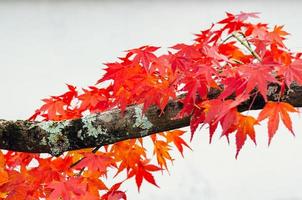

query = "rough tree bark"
[0,84,302,156]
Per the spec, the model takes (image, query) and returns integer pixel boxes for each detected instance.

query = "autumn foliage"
[1,12,301,199]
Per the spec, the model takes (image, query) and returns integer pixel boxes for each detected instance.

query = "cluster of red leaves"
[1,12,301,199]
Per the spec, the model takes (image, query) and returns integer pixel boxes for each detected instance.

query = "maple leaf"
[128,159,161,192]
[181,64,218,104]
[268,25,289,47]
[0,170,39,200]
[257,101,298,144]
[134,72,176,111]
[218,13,244,34]
[40,97,66,120]
[235,115,258,158]
[82,170,108,196]
[97,62,146,111]
[110,140,147,177]
[202,94,249,125]
[149,54,171,76]
[270,44,292,65]
[198,95,249,143]
[30,156,73,185]
[61,84,78,105]
[194,24,215,44]
[170,43,201,59]
[98,62,130,83]
[152,140,173,170]
[239,63,277,101]
[236,11,260,21]
[29,84,79,121]
[247,22,268,35]
[126,45,160,71]
[78,86,109,112]
[279,59,302,86]
[219,73,247,100]
[220,108,239,139]
[74,152,115,175]
[47,178,86,200]
[101,182,127,200]
[165,130,191,157]
[169,54,189,72]
[4,152,39,168]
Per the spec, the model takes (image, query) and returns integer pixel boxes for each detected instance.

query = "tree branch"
[1,84,302,156]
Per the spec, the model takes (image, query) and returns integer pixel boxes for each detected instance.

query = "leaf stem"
[221,34,234,44]
[238,32,253,49]
[231,33,261,62]
[246,91,259,115]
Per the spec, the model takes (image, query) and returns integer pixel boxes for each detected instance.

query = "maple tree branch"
[0,84,301,156]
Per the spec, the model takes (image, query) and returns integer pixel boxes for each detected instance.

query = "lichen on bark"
[81,114,108,138]
[37,120,70,156]
[133,106,153,136]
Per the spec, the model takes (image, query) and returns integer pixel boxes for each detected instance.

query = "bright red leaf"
[258,101,298,144]
[128,160,161,192]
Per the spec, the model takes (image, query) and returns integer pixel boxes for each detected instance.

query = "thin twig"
[221,34,234,44]
[231,33,261,62]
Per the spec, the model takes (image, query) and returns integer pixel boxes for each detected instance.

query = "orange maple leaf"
[153,140,173,170]
[165,130,191,157]
[235,114,258,158]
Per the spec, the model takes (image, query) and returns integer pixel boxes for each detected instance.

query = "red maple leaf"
[239,63,277,101]
[257,101,298,144]
[126,45,160,71]
[74,153,115,174]
[101,182,127,200]
[78,86,109,112]
[47,178,86,200]
[128,159,161,192]
[279,59,302,86]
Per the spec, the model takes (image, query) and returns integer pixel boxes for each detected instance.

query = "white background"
[1,1,302,200]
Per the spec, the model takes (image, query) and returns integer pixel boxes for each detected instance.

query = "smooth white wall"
[1,1,302,200]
